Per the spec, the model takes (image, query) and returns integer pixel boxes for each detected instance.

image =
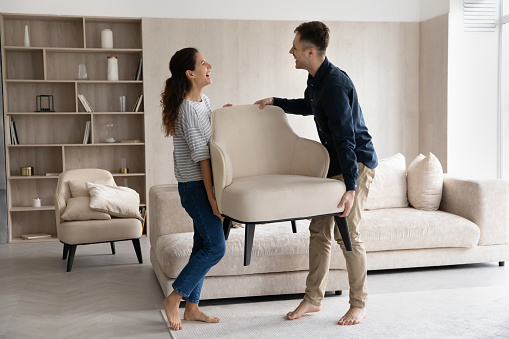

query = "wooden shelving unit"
[0,14,146,242]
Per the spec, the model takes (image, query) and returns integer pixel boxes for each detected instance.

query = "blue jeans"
[172,180,226,304]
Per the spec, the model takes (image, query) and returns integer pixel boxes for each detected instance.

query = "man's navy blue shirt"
[274,57,378,191]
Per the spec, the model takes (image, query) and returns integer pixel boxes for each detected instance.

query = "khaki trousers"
[304,163,375,308]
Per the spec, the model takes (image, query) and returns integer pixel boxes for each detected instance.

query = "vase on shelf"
[24,25,30,47]
[101,28,113,49]
[107,56,119,81]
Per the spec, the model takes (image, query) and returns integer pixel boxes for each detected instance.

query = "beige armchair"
[55,169,143,272]
[210,105,350,266]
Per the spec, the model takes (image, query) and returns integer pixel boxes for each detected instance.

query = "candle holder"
[119,157,129,173]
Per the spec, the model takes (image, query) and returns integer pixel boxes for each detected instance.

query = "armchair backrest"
[55,169,116,231]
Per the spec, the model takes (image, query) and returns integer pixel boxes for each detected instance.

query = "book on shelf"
[82,121,91,144]
[120,139,142,143]
[45,172,60,176]
[135,59,143,81]
[9,117,19,145]
[132,94,143,112]
[21,233,52,240]
[78,94,94,112]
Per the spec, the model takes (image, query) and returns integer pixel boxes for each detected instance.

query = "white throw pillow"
[407,152,443,211]
[69,178,116,197]
[364,153,408,210]
[61,197,111,221]
[86,182,143,220]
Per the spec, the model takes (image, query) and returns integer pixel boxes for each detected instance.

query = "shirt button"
[311,99,314,102]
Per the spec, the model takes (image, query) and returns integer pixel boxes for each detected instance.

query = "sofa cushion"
[68,178,116,197]
[61,197,111,221]
[364,153,408,210]
[58,218,142,244]
[407,152,443,211]
[86,182,143,220]
[361,207,480,251]
[154,220,347,278]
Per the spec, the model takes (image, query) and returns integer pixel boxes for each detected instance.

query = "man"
[255,21,377,326]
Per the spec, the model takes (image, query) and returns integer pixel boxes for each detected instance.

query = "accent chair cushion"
[69,178,116,197]
[60,197,111,221]
[365,153,408,210]
[407,152,443,210]
[86,182,143,220]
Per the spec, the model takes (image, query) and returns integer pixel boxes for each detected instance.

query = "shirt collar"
[307,57,330,87]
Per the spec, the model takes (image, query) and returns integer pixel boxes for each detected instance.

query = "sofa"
[149,153,509,299]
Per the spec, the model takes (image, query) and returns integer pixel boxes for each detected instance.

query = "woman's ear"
[185,70,194,79]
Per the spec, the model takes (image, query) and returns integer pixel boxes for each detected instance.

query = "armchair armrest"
[290,138,329,178]
[210,140,233,213]
[439,175,509,246]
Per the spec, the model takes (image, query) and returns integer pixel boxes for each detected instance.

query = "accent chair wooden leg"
[110,241,116,255]
[335,290,342,295]
[500,261,505,266]
[334,215,352,251]
[223,217,232,240]
[66,245,77,272]
[132,238,143,264]
[291,220,297,233]
[62,243,69,260]
[244,223,256,266]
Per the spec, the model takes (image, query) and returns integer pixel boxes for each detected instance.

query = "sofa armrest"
[290,138,330,178]
[439,175,509,246]
[149,185,193,247]
[210,140,233,214]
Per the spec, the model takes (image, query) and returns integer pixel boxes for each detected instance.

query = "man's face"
[289,33,310,70]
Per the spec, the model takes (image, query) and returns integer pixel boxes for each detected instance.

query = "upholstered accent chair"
[210,105,351,266]
[55,169,143,272]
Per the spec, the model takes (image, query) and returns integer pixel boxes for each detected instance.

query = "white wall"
[0,0,447,22]
[447,0,500,178]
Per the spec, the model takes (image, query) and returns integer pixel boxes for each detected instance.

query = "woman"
[161,47,229,331]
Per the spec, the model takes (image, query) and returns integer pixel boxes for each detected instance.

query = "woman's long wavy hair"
[161,47,198,137]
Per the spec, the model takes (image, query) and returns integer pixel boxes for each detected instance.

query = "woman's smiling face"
[189,52,212,87]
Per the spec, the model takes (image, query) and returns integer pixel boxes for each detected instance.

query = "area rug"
[161,285,509,339]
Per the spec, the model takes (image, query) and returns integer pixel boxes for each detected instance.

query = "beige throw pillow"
[61,197,111,221]
[407,152,443,211]
[364,153,408,210]
[69,178,116,197]
[86,182,143,220]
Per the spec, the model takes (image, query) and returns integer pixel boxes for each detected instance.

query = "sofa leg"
[500,261,505,267]
[291,220,297,233]
[244,223,256,266]
[62,243,69,260]
[223,217,232,240]
[335,290,342,295]
[66,245,77,272]
[334,215,352,251]
[132,238,143,264]
[110,242,116,255]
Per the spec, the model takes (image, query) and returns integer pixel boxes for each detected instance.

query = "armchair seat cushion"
[59,218,142,245]
[221,174,346,223]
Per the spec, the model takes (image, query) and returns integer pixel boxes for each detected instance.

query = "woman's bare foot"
[162,291,183,331]
[337,306,366,325]
[184,303,220,324]
[286,299,321,320]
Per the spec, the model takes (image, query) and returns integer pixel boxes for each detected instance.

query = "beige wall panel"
[419,14,448,171]
[143,18,420,188]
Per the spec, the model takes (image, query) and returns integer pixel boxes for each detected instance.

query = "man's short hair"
[294,21,329,55]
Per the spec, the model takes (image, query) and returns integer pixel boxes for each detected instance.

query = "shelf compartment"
[4,50,44,80]
[85,18,141,49]
[8,114,91,145]
[46,51,142,81]
[8,146,63,177]
[9,210,57,240]
[93,114,144,143]
[77,83,143,112]
[113,175,146,204]
[8,178,58,207]
[64,145,145,173]
[6,82,76,112]
[3,15,84,48]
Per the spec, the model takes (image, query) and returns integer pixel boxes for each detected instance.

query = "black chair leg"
[335,290,342,295]
[291,220,297,233]
[500,261,505,267]
[223,217,232,240]
[62,243,69,260]
[244,223,256,266]
[110,241,116,255]
[132,238,143,264]
[66,245,77,272]
[334,215,352,251]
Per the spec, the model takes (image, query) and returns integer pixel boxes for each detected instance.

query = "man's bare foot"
[286,299,321,320]
[337,306,366,325]
[162,291,183,331]
[184,303,220,323]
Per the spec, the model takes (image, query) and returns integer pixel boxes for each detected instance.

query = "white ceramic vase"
[107,56,119,81]
[101,29,113,49]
